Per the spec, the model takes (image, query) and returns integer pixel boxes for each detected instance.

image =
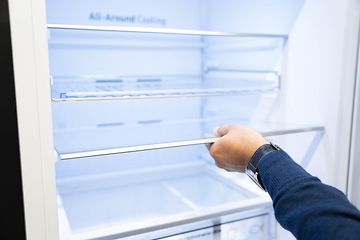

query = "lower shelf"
[54,120,324,160]
[56,162,271,239]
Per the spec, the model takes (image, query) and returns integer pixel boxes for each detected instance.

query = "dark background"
[0,0,27,239]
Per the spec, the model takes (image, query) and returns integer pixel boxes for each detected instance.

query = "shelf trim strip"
[59,126,325,160]
[60,138,219,160]
[51,87,279,102]
[47,24,288,39]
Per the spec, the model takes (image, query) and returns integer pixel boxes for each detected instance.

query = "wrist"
[246,142,281,191]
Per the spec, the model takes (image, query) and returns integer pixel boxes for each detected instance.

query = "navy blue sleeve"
[257,150,360,240]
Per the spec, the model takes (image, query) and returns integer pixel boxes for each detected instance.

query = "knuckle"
[215,161,223,168]
[209,144,221,157]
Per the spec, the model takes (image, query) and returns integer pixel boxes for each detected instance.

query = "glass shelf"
[47,24,286,52]
[51,71,280,102]
[54,119,324,160]
[48,25,285,102]
[47,24,287,38]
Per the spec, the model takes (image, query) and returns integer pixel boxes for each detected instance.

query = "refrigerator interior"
[44,0,325,239]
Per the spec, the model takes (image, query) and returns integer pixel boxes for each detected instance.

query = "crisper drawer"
[55,146,271,240]
[161,215,269,240]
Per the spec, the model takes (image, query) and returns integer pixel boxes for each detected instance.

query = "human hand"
[208,125,268,172]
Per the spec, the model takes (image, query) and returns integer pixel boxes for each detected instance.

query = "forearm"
[258,150,360,240]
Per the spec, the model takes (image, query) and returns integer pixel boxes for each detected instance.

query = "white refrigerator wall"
[8,0,59,239]
[349,24,360,208]
[272,0,360,238]
[280,0,360,190]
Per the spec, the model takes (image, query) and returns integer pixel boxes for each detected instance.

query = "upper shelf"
[47,24,286,53]
[48,25,286,102]
[51,71,280,102]
[47,24,288,39]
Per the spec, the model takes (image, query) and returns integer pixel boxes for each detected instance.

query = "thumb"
[214,125,232,137]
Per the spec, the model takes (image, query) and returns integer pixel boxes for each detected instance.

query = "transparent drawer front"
[161,215,269,240]
[56,159,268,239]
[165,175,251,208]
[59,180,192,232]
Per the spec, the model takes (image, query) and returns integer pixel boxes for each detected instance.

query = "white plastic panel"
[205,0,304,34]
[47,30,202,78]
[46,0,203,30]
[45,0,304,35]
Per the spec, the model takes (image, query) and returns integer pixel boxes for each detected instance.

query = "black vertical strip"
[0,0,27,239]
